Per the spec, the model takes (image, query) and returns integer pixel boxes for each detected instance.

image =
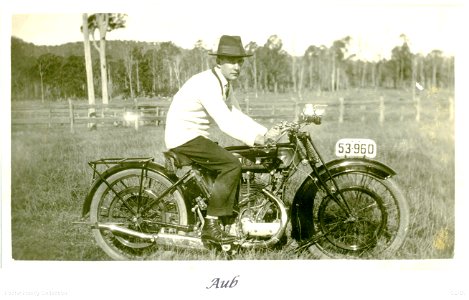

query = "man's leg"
[171,136,241,244]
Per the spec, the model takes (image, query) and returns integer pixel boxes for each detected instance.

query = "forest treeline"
[11,34,454,101]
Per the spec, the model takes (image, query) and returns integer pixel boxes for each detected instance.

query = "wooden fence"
[11,95,454,132]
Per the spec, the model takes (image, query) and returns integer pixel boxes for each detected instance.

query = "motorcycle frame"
[81,125,398,247]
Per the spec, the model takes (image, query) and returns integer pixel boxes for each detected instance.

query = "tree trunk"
[309,60,313,89]
[151,52,157,95]
[412,56,417,100]
[252,57,258,98]
[99,37,109,104]
[124,50,134,99]
[291,56,297,93]
[39,66,45,103]
[432,61,437,89]
[298,63,304,95]
[107,63,113,99]
[136,60,140,96]
[82,13,96,128]
[97,14,109,105]
[336,67,341,91]
[361,62,367,88]
[331,55,336,92]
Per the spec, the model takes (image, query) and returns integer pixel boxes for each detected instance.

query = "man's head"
[210,35,252,81]
[217,55,244,81]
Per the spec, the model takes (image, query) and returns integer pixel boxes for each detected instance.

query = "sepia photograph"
[1,0,467,298]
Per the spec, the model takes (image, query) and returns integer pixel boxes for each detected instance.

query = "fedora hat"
[209,35,253,57]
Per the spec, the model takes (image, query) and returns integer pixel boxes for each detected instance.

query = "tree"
[10,34,456,101]
[391,34,413,88]
[11,37,38,100]
[160,42,182,93]
[257,35,290,93]
[86,13,126,104]
[428,50,443,89]
[330,36,352,91]
[36,53,63,101]
[132,46,144,96]
[117,41,135,99]
[81,13,96,124]
[60,55,87,98]
[304,45,322,91]
[245,41,259,97]
[193,40,209,72]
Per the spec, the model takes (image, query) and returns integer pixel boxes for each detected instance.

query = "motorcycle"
[79,104,409,260]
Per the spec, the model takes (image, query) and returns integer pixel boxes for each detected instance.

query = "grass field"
[9,89,455,260]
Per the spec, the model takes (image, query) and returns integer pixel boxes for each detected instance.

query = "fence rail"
[11,94,454,132]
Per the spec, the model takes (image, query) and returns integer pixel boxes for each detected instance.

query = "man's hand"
[264,126,282,143]
[254,126,283,145]
[254,134,265,145]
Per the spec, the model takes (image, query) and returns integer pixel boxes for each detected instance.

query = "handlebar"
[263,104,326,146]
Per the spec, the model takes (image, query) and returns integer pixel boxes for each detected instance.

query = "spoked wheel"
[89,167,188,260]
[308,172,409,259]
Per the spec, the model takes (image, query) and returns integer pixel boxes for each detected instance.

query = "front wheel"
[308,172,409,259]
[89,167,188,260]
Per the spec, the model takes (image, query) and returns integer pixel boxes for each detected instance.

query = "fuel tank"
[226,143,298,172]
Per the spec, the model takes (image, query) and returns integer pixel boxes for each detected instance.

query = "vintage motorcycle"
[79,104,409,260]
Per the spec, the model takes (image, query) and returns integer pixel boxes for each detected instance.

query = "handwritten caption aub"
[206,275,240,289]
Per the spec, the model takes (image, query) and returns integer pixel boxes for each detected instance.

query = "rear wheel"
[89,167,188,260]
[308,172,409,259]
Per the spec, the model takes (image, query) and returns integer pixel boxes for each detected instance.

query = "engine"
[234,172,283,237]
[224,145,295,238]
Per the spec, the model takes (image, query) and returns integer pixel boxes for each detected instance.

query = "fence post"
[339,97,344,123]
[245,96,250,114]
[379,96,385,124]
[294,99,299,119]
[415,96,421,122]
[449,97,454,122]
[68,99,75,133]
[360,105,366,122]
[156,106,160,126]
[48,103,52,128]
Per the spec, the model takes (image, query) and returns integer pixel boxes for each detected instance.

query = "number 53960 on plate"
[335,138,377,158]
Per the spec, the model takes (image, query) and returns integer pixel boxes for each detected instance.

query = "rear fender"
[81,161,181,218]
[290,158,396,241]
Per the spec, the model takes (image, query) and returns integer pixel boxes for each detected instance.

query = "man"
[164,35,279,247]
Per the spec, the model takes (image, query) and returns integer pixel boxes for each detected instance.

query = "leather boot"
[201,218,236,245]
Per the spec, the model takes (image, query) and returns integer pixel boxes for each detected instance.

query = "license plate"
[335,138,377,158]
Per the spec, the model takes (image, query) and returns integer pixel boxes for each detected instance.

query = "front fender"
[81,161,178,218]
[318,157,396,180]
[290,158,397,241]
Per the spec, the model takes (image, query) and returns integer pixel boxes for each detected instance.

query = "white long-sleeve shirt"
[165,67,267,149]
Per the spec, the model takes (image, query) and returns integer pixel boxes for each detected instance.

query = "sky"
[8,0,463,61]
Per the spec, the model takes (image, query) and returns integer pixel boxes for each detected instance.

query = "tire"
[308,171,409,259]
[89,167,188,260]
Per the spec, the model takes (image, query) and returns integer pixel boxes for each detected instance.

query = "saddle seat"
[163,150,193,174]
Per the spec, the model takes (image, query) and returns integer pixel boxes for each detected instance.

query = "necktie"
[225,83,231,108]
[225,83,230,99]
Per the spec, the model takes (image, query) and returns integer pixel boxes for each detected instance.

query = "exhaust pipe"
[95,223,206,250]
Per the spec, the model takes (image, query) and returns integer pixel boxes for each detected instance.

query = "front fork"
[297,133,353,217]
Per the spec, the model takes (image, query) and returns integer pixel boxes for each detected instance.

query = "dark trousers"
[171,136,241,217]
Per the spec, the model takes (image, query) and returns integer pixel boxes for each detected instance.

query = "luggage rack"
[88,157,154,181]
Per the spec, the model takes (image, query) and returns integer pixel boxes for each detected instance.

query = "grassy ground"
[10,89,455,260]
